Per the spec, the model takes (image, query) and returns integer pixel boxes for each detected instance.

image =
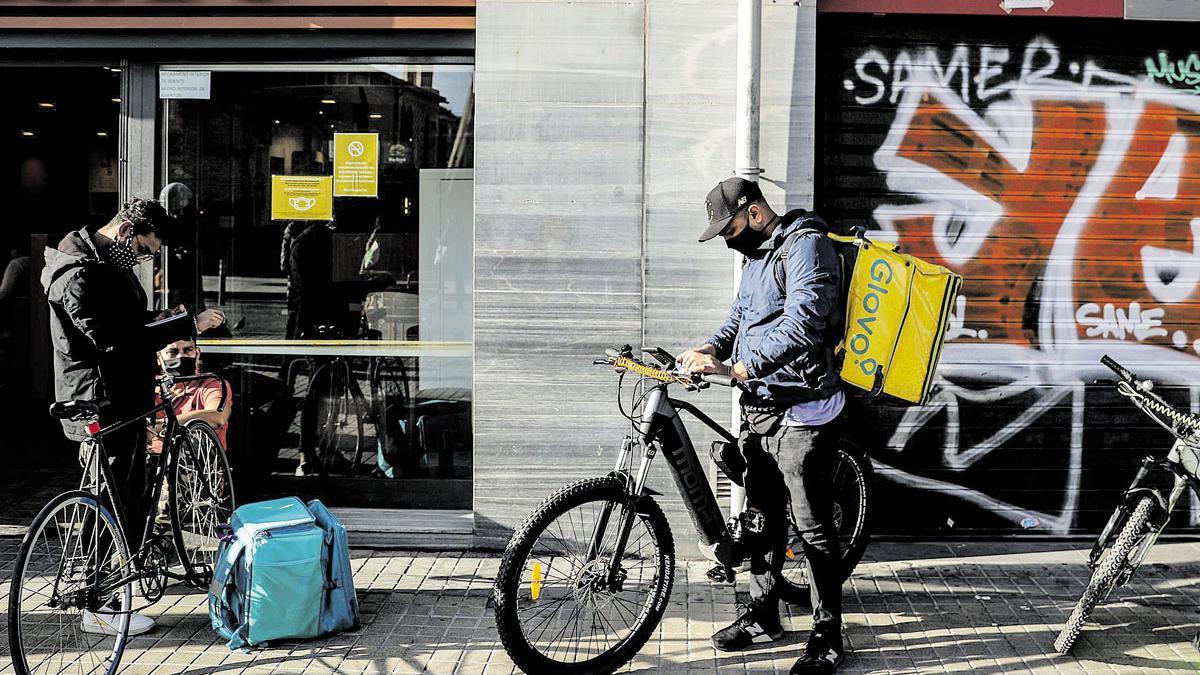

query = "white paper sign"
[159,70,211,100]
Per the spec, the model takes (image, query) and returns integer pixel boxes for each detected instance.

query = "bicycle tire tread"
[493,476,675,675]
[1053,496,1154,655]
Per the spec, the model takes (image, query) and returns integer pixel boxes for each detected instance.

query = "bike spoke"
[515,496,660,665]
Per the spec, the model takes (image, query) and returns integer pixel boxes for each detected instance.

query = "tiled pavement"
[3,538,1200,674]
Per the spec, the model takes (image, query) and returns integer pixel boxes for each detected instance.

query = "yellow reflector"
[785,547,795,560]
[530,562,543,601]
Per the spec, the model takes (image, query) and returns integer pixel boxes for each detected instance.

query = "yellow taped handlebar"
[613,356,676,383]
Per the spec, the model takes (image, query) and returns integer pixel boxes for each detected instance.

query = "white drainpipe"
[729,0,761,518]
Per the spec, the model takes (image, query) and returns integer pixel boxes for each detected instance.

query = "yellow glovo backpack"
[776,218,962,406]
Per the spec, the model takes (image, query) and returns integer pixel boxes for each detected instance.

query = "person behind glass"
[280,220,313,340]
[678,178,847,674]
[288,217,334,339]
[41,198,225,637]
[149,337,232,456]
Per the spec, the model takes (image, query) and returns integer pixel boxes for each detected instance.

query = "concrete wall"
[474,0,817,553]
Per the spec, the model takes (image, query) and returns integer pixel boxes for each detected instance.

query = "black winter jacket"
[42,227,194,440]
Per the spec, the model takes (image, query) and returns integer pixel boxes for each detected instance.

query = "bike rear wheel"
[1053,495,1155,654]
[170,421,237,585]
[779,440,873,603]
[493,476,674,675]
[308,363,365,475]
[8,490,133,675]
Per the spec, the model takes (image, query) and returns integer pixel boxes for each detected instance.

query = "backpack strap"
[773,226,823,293]
[209,534,250,651]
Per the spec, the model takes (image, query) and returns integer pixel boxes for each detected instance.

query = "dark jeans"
[741,407,844,633]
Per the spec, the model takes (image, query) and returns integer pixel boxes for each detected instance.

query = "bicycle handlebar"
[701,373,737,388]
[1101,355,1136,385]
[597,346,741,391]
[1102,354,1200,437]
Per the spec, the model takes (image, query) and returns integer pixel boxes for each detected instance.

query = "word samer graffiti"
[834,31,1200,534]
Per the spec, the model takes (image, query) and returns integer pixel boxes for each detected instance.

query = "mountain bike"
[1053,355,1200,654]
[492,345,872,674]
[7,373,236,675]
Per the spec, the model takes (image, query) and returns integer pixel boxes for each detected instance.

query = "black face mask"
[105,237,138,270]
[168,357,197,377]
[724,221,770,256]
[106,234,155,270]
[174,355,196,374]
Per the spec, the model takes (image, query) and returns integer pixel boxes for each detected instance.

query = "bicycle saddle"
[48,400,100,421]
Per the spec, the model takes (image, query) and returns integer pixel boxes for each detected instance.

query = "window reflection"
[163,66,473,340]
[166,65,473,508]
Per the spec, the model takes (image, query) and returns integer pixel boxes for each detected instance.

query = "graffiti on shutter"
[827,22,1200,534]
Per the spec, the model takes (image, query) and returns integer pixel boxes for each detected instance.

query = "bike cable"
[1121,381,1200,436]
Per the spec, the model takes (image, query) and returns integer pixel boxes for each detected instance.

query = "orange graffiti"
[887,93,1105,346]
[1075,102,1200,348]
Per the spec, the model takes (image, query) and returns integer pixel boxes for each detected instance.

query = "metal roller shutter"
[819,14,1200,536]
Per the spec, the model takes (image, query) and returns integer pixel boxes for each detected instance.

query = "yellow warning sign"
[271,176,333,221]
[333,132,379,197]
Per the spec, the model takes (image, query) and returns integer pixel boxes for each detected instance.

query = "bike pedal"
[705,564,736,585]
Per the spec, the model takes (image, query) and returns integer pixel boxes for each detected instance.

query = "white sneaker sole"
[80,614,154,637]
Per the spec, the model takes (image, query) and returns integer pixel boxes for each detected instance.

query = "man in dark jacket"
[41,198,224,635]
[679,177,846,674]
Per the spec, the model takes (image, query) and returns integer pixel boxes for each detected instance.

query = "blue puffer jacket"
[707,210,842,406]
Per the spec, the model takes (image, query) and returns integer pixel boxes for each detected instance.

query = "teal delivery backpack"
[208,497,360,650]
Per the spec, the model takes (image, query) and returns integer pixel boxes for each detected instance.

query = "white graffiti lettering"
[1075,302,1168,342]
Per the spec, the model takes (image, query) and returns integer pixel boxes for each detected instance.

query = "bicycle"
[492,345,872,674]
[1053,355,1200,654]
[289,325,412,477]
[7,373,236,675]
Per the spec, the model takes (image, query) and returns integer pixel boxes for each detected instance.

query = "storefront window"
[162,65,473,509]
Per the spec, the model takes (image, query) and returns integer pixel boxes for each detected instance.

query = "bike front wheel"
[8,490,133,675]
[1053,495,1155,654]
[170,421,237,585]
[493,476,675,675]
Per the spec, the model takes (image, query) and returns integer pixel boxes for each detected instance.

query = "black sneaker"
[790,630,845,674]
[711,602,784,652]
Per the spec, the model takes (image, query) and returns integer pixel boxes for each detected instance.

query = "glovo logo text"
[848,257,894,377]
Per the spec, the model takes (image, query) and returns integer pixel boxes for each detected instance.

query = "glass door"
[161,64,474,510]
[5,64,122,527]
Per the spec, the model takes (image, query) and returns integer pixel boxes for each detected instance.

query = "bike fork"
[585,436,657,589]
[1126,475,1189,576]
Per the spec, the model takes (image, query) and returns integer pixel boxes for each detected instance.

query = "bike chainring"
[136,537,172,603]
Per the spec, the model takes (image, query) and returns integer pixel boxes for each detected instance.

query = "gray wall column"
[474,1,817,555]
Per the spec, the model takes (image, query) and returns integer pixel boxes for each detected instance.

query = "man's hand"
[679,351,730,377]
[676,344,716,371]
[196,309,226,333]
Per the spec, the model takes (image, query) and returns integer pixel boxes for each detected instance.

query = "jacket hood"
[41,228,100,296]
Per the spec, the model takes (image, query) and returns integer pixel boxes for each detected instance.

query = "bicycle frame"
[589,382,738,585]
[70,373,225,604]
[1089,437,1200,573]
